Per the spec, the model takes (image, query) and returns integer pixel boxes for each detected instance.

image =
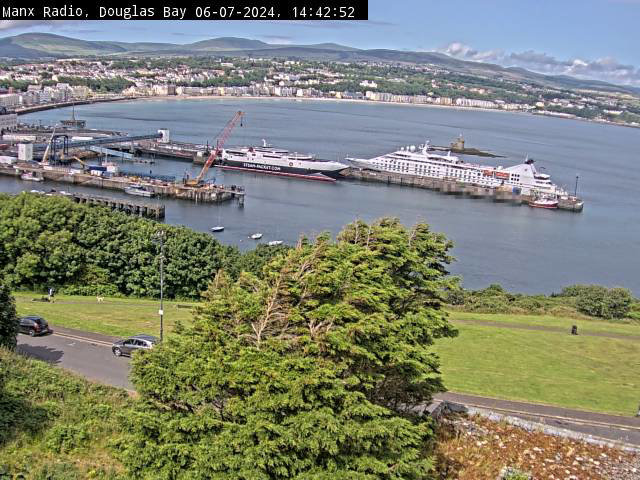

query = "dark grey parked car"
[18,316,52,336]
[112,334,159,357]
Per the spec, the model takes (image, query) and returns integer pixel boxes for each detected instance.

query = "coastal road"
[16,325,640,448]
[17,326,133,391]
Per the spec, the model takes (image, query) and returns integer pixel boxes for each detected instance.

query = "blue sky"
[1,0,638,85]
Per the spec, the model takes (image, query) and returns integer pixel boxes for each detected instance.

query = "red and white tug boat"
[528,196,559,209]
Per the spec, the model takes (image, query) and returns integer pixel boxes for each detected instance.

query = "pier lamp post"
[153,229,166,342]
[574,174,580,197]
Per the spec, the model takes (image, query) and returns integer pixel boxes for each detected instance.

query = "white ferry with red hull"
[348,141,569,199]
[220,143,348,182]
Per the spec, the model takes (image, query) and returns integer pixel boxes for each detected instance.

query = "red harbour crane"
[186,110,244,186]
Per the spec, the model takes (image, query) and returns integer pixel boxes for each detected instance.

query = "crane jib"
[192,111,244,185]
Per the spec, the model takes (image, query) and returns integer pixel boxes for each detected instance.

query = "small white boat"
[528,196,558,209]
[124,184,154,197]
[250,233,263,240]
[268,240,283,246]
[21,173,43,182]
[211,226,225,232]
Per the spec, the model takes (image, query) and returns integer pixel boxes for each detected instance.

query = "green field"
[14,292,640,416]
[14,292,195,338]
[434,323,639,415]
[448,310,640,337]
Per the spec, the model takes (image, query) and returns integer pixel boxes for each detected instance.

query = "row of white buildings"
[120,83,531,111]
[0,84,91,109]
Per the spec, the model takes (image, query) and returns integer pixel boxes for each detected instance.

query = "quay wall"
[0,165,243,205]
[342,168,584,212]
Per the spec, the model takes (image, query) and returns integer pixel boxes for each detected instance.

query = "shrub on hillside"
[565,284,634,319]
[451,284,561,315]
[0,281,18,350]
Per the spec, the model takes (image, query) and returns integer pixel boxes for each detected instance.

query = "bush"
[0,282,18,350]
[45,423,90,453]
[570,285,633,319]
[451,283,636,319]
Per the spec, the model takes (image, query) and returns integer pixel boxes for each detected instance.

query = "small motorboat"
[21,172,43,182]
[211,226,225,232]
[268,240,283,246]
[250,233,263,240]
[124,183,154,197]
[528,196,559,209]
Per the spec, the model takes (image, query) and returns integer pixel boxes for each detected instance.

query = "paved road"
[435,392,640,447]
[17,327,133,390]
[16,325,640,447]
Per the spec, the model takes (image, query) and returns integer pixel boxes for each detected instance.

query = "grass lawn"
[434,323,640,416]
[13,292,640,415]
[14,292,196,338]
[448,310,640,337]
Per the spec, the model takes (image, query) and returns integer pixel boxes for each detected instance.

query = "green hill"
[0,32,638,94]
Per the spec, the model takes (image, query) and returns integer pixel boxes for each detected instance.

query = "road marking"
[52,332,113,347]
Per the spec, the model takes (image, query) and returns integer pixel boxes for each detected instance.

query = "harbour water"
[5,97,640,295]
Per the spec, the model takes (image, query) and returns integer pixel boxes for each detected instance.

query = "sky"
[1,0,639,86]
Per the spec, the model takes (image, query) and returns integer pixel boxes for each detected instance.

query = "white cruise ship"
[220,141,348,182]
[348,141,568,197]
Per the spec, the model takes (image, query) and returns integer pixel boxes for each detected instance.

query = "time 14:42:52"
[292,6,355,18]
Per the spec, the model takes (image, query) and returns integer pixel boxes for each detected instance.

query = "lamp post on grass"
[153,229,165,342]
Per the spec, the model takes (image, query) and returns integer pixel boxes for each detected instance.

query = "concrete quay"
[0,164,245,205]
[342,168,584,212]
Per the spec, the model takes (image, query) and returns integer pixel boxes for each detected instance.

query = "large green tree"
[0,193,288,298]
[118,218,457,479]
[0,281,18,350]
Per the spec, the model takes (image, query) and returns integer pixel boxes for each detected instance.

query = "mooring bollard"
[571,325,578,335]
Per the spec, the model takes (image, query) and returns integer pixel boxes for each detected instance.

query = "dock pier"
[342,168,584,212]
[0,164,245,205]
[67,192,165,219]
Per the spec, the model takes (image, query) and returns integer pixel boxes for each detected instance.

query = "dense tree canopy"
[0,281,18,350]
[118,218,457,479]
[0,193,285,298]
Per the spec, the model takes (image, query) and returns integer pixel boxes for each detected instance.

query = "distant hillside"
[4,33,125,57]
[0,32,638,95]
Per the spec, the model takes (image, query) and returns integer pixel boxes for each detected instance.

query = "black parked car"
[18,316,52,336]
[112,334,159,357]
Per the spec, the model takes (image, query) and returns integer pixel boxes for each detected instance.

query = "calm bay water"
[3,97,639,295]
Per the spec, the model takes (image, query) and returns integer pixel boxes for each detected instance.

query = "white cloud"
[436,42,640,87]
[0,21,74,31]
[259,35,294,45]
